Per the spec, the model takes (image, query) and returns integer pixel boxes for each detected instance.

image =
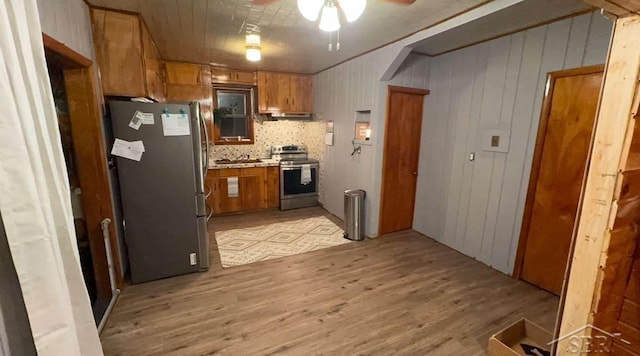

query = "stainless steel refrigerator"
[109,100,210,283]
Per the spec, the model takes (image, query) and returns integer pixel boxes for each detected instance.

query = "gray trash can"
[343,189,366,241]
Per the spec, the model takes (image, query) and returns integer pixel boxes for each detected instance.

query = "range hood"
[269,112,313,120]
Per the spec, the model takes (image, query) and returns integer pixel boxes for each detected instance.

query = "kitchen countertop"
[208,158,280,170]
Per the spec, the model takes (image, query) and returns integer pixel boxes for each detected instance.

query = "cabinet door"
[91,9,146,97]
[211,177,242,214]
[141,22,164,102]
[257,72,281,113]
[241,168,267,210]
[290,75,313,112]
[277,73,292,112]
[166,84,203,102]
[233,70,256,85]
[165,62,205,85]
[212,68,256,85]
[266,166,280,208]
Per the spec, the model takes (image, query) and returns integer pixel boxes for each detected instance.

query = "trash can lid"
[344,189,366,197]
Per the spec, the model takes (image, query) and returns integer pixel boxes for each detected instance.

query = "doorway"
[42,34,122,321]
[515,65,604,295]
[379,85,430,236]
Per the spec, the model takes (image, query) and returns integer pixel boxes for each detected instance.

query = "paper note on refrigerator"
[128,111,143,130]
[227,177,239,197]
[111,138,144,161]
[137,111,155,125]
[162,113,190,136]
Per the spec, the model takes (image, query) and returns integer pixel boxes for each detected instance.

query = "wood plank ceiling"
[88,0,592,73]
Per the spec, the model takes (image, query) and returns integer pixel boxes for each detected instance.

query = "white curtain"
[0,0,103,354]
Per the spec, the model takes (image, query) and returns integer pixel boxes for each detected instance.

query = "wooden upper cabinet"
[257,71,313,114]
[141,22,165,102]
[91,8,146,97]
[257,71,279,113]
[90,8,165,101]
[165,62,211,86]
[166,72,214,142]
[290,75,313,112]
[211,67,256,86]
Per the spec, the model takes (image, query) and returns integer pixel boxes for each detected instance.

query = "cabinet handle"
[292,98,295,106]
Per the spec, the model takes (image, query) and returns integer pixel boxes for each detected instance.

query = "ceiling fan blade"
[378,0,416,5]
[251,0,279,5]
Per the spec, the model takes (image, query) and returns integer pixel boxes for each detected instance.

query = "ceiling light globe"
[246,48,261,62]
[318,4,341,32]
[245,34,261,46]
[339,0,366,22]
[297,0,324,21]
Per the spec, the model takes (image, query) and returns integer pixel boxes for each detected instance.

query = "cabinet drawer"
[215,168,242,178]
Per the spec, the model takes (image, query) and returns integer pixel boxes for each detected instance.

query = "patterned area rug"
[215,216,350,267]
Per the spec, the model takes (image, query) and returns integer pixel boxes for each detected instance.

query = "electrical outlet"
[189,253,197,266]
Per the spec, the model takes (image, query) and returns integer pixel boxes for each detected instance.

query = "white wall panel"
[36,0,95,60]
[314,49,430,237]
[414,12,612,274]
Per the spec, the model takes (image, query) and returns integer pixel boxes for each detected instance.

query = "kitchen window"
[213,88,255,144]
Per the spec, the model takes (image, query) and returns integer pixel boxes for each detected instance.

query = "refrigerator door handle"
[206,203,213,221]
[200,112,210,179]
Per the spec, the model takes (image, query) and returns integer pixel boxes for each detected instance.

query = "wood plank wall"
[412,12,612,274]
[313,49,431,237]
[558,14,640,354]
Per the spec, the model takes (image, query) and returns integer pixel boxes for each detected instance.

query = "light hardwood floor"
[101,207,558,355]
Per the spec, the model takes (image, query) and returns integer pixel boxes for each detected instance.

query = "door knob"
[412,172,417,176]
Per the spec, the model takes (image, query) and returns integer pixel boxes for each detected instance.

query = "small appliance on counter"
[271,145,319,210]
[108,100,210,283]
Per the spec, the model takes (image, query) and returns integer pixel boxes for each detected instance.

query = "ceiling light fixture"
[298,0,366,32]
[318,2,340,32]
[245,34,261,62]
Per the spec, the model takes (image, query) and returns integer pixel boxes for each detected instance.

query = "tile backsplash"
[210,119,326,202]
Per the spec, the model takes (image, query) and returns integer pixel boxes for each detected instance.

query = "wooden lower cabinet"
[266,166,279,208]
[206,166,279,214]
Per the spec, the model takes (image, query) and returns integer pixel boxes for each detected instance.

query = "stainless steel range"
[271,145,319,210]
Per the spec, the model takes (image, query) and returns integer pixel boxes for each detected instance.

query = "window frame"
[212,87,255,145]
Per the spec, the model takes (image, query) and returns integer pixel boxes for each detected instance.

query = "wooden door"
[379,86,429,235]
[517,66,603,295]
[43,35,123,296]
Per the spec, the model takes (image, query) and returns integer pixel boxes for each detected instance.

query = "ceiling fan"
[252,0,416,32]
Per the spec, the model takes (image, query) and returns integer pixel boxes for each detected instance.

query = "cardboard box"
[488,318,553,356]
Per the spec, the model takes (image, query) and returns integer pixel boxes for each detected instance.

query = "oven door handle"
[281,165,318,171]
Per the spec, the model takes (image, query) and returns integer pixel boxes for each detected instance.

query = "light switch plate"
[481,129,510,153]
[189,253,197,266]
